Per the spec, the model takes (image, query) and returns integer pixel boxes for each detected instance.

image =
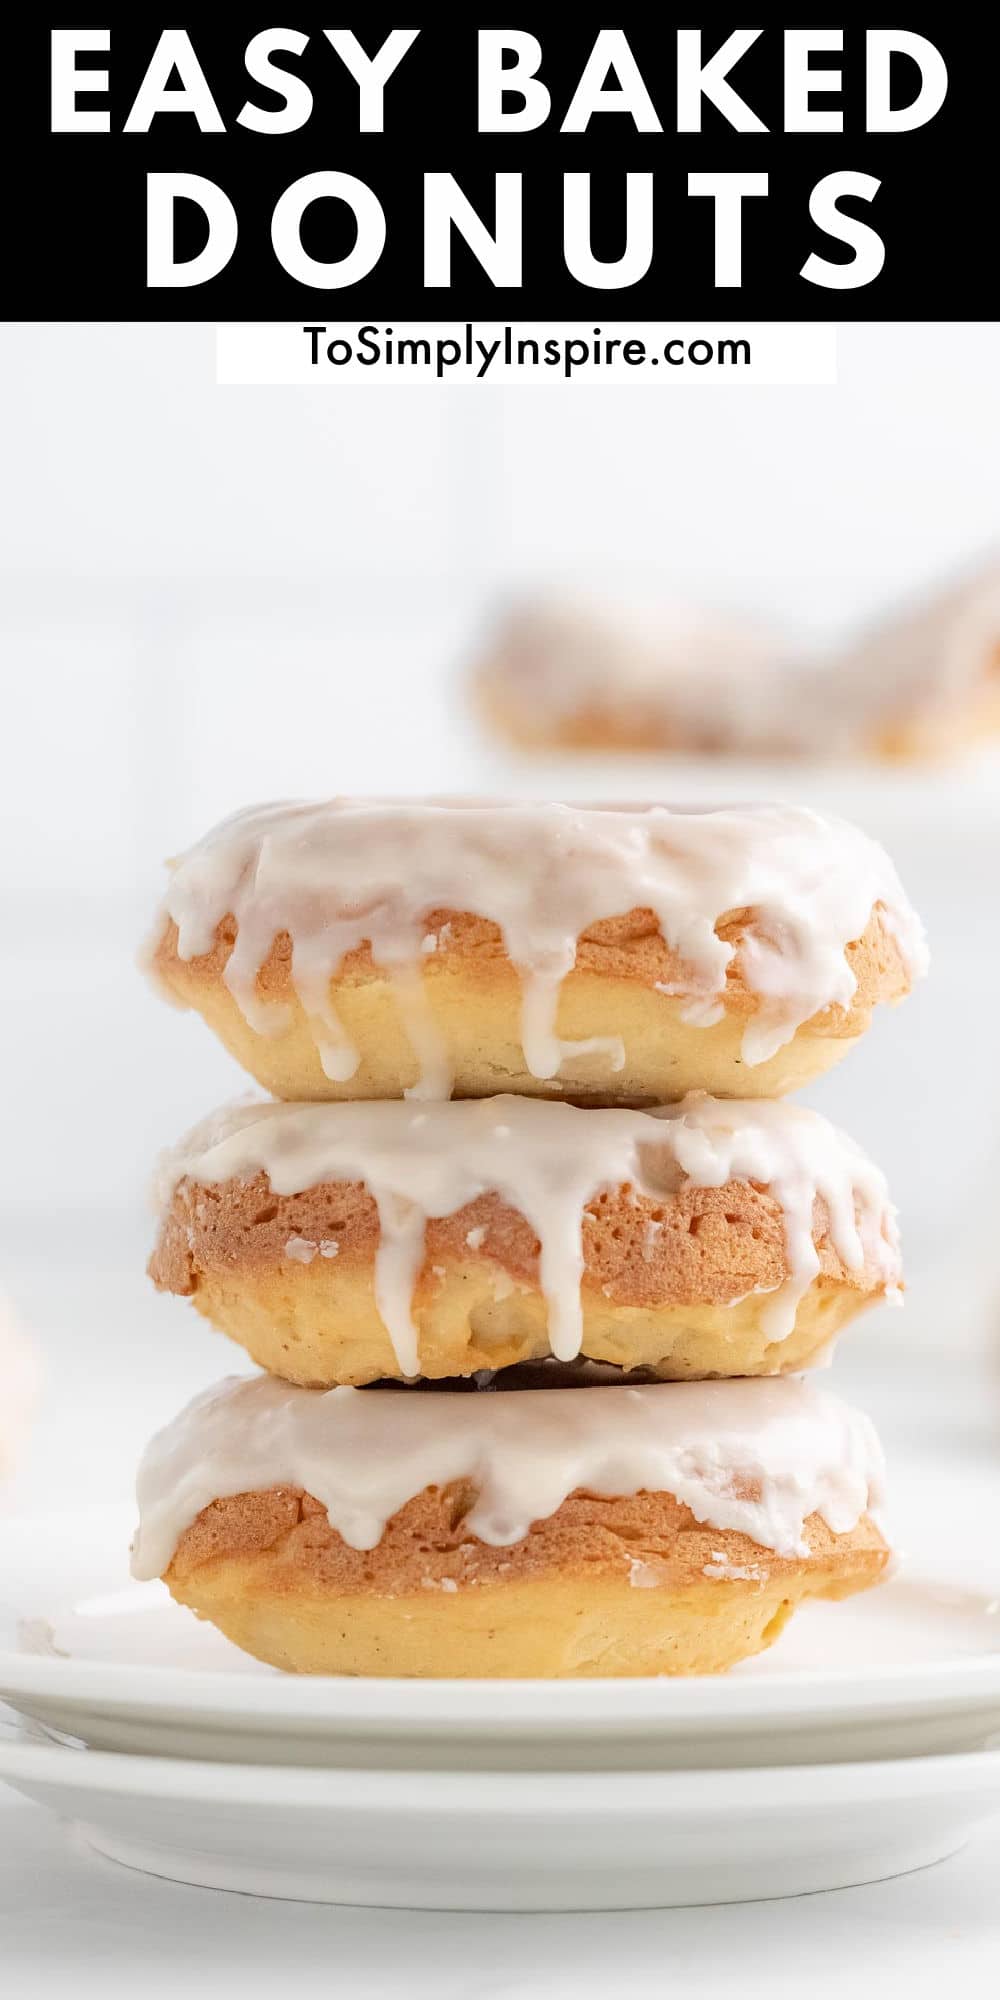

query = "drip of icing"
[146,799,927,1095]
[131,1372,886,1580]
[155,1093,902,1377]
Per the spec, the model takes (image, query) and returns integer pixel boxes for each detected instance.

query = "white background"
[2,322,1000,1988]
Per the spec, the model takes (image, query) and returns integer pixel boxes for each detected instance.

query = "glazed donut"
[132,1374,889,1678]
[474,597,803,756]
[146,800,925,1104]
[475,565,1000,763]
[151,1094,902,1384]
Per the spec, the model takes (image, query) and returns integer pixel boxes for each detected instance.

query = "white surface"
[3,1728,999,1914]
[1,1781,997,2000]
[3,1509,1000,1769]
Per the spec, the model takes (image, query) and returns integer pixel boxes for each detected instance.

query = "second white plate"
[3,1725,1000,1909]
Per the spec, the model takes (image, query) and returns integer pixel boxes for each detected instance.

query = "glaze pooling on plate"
[146,799,927,1095]
[131,1373,886,1581]
[155,1092,902,1377]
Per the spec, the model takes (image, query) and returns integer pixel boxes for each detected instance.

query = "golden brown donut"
[150,1096,901,1386]
[145,800,925,1103]
[152,1162,897,1388]
[163,1485,887,1679]
[132,1374,890,1678]
[151,902,912,1105]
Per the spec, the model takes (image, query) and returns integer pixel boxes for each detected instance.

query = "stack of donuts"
[133,800,927,1677]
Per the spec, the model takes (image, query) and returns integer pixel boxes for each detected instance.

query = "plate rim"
[4,1638,1000,1725]
[2,1730,1000,1813]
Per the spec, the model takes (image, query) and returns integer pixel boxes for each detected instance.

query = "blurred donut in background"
[472,595,800,757]
[472,556,1000,764]
[834,556,1000,760]
[0,1293,37,1486]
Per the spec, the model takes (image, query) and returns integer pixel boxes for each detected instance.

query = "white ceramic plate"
[2,1506,1000,1769]
[2,1722,999,1909]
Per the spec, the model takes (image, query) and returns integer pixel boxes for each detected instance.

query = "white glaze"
[147,798,926,1092]
[481,563,1000,753]
[156,1093,901,1377]
[131,1373,886,1580]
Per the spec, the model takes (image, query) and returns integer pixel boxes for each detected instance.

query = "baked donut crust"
[484,679,1000,763]
[151,903,910,1105]
[152,1171,894,1386]
[164,1483,888,1678]
[870,657,1000,760]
